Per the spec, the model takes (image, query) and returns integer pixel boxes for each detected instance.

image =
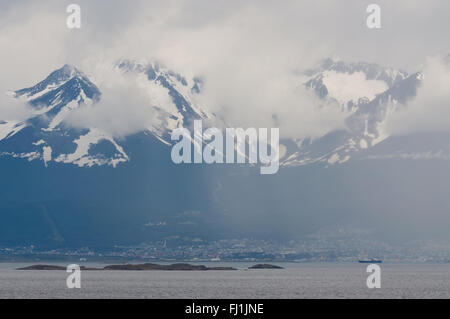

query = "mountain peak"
[60,63,80,76]
[14,64,88,100]
[44,64,83,83]
[49,64,89,84]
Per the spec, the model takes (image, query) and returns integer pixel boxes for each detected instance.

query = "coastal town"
[1,230,449,263]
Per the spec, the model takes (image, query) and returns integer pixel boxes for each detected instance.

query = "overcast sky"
[3,1,450,242]
[1,0,450,138]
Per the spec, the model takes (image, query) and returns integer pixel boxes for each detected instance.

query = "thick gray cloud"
[2,1,450,138]
[386,56,450,135]
[64,67,162,138]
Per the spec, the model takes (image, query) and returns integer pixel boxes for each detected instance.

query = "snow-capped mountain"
[0,64,130,167]
[2,59,450,248]
[0,62,211,167]
[0,58,441,170]
[282,59,422,167]
[117,59,208,120]
[116,59,210,138]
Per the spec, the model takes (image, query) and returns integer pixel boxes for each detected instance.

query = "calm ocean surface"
[0,262,448,298]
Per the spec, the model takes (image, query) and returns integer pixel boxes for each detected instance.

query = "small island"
[248,264,284,269]
[18,265,67,271]
[102,263,236,271]
[17,263,237,271]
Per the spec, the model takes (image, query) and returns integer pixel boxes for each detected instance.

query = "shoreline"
[16,263,285,271]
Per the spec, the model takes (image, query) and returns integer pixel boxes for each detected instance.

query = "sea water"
[0,262,448,298]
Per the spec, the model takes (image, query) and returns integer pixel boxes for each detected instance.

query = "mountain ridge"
[0,58,445,170]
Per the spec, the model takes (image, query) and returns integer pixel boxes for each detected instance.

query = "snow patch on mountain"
[54,128,128,167]
[42,146,52,167]
[0,121,27,141]
[322,70,388,105]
